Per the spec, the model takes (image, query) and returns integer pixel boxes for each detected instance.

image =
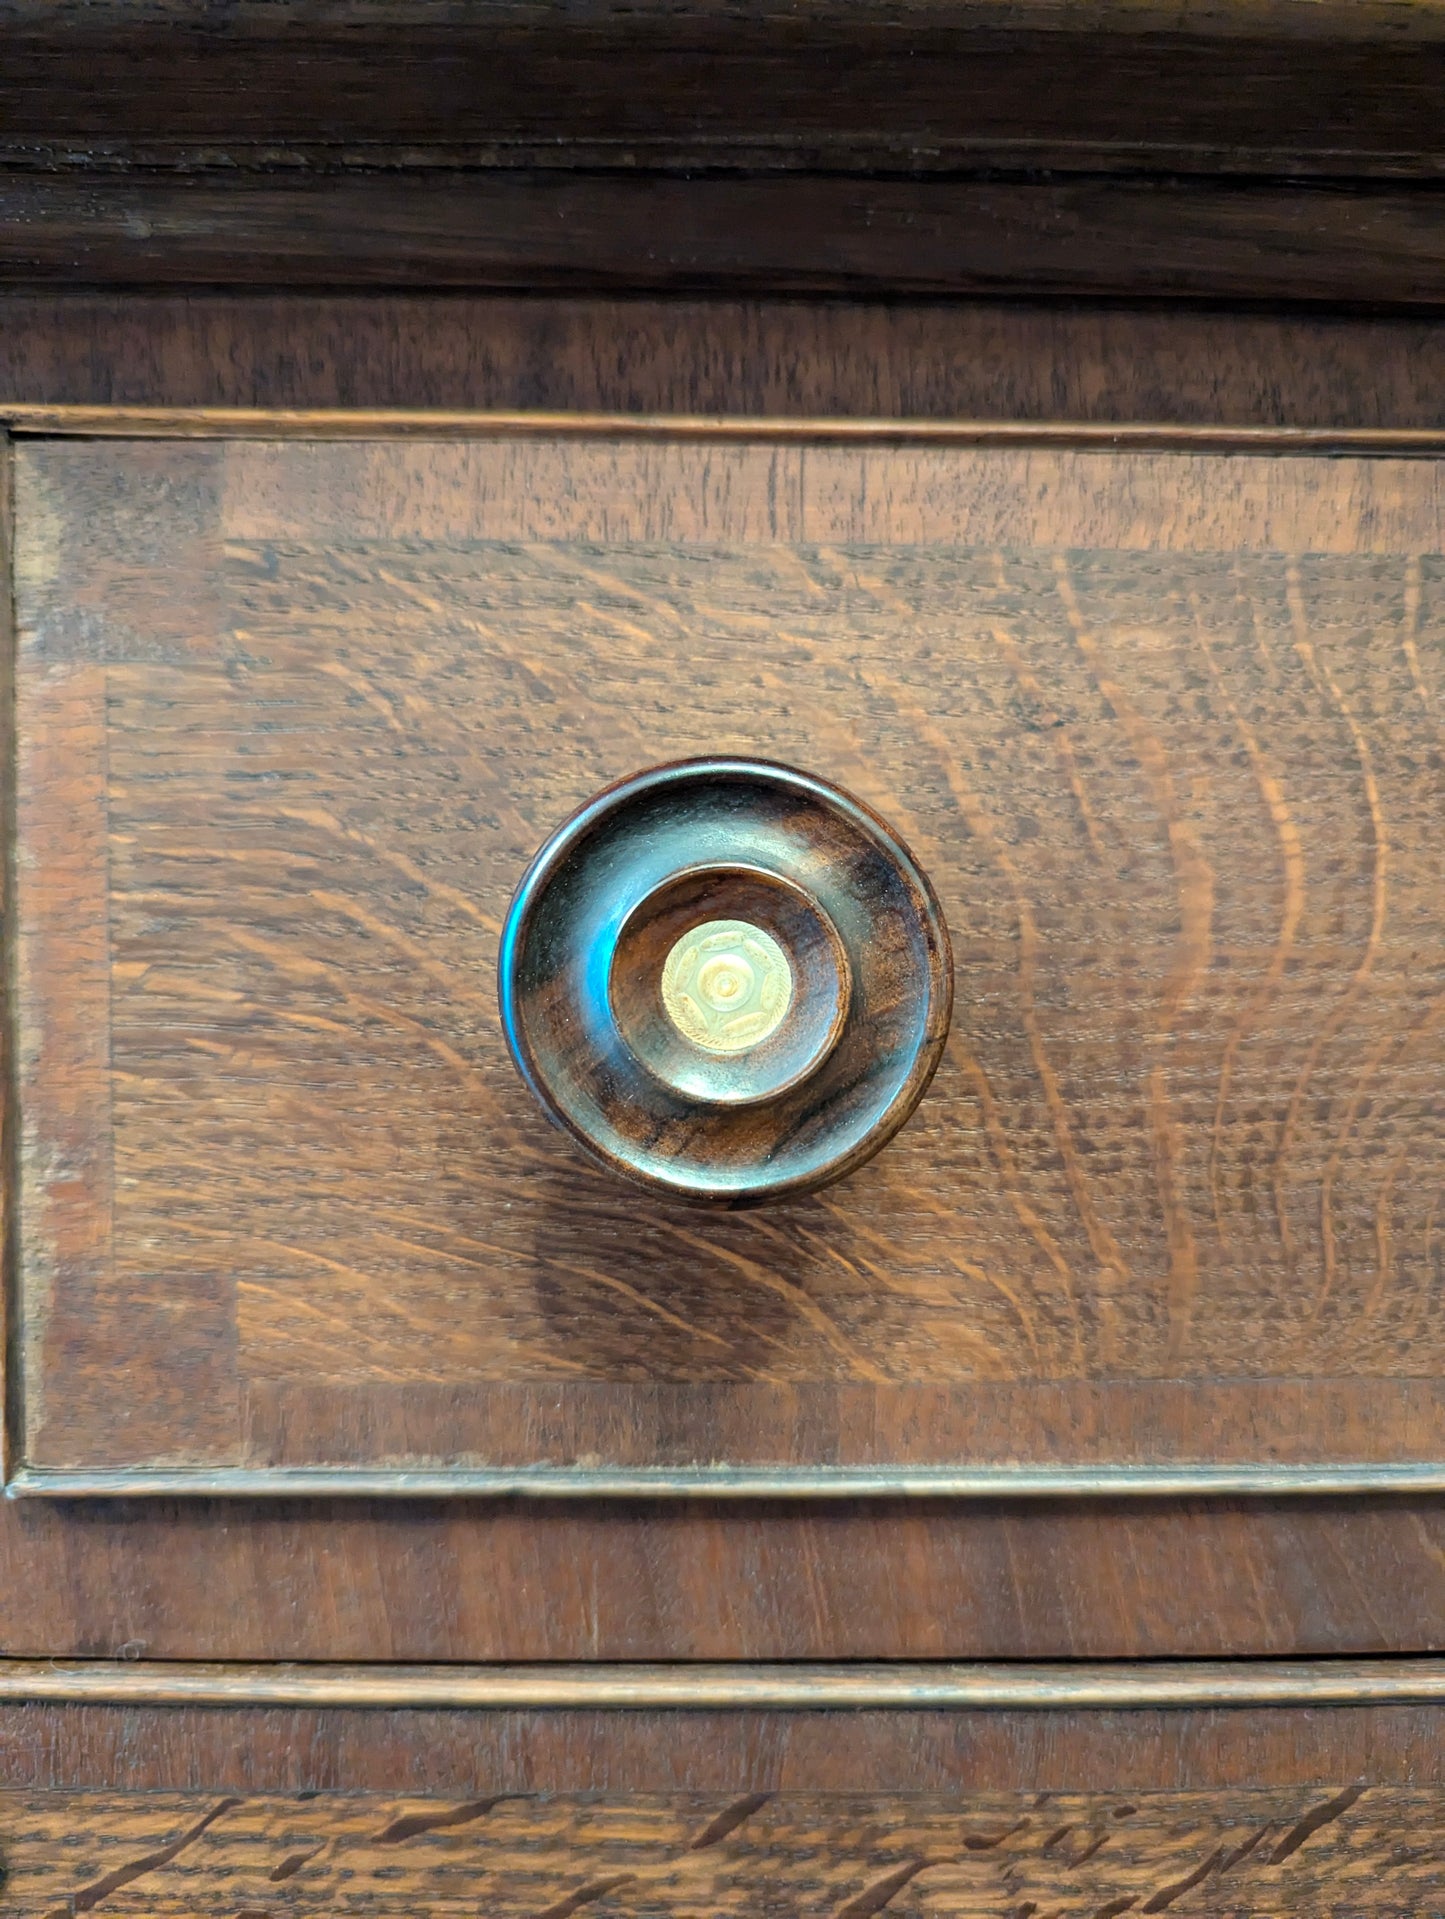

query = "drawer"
[4,1670,1445,1914]
[7,412,1445,1496]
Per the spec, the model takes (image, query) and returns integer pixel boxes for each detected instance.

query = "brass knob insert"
[661,919,794,1054]
[498,758,952,1205]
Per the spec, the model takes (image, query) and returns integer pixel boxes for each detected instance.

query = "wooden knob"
[498,759,953,1204]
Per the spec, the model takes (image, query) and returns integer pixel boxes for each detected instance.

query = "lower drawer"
[1,1668,1441,1915]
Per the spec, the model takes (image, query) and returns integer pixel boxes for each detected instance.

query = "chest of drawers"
[3,2,1445,1904]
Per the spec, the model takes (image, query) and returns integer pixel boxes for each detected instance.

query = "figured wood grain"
[3,299,1445,1659]
[12,429,1445,1482]
[10,662,112,1468]
[0,1783,1441,1915]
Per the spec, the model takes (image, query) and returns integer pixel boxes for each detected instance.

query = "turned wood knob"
[498,759,953,1204]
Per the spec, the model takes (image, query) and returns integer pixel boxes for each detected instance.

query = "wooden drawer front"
[0,1786,1433,1916]
[10,422,1445,1493]
[3,1677,1445,1913]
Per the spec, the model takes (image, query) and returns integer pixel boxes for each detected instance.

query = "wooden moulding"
[9,3,1445,304]
[6,1778,1445,1915]
[19,1463,1445,1498]
[7,172,1445,305]
[0,1658,1443,1710]
[0,433,16,1489]
[6,5,1445,176]
[9,405,1445,451]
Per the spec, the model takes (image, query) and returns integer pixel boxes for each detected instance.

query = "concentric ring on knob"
[610,865,849,1108]
[498,758,953,1204]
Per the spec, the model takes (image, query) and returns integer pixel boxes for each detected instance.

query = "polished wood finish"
[7,1700,1445,1793]
[12,425,1445,1486]
[4,7,1445,1887]
[1,296,1444,1660]
[8,171,1445,303]
[7,297,1445,430]
[502,758,952,1204]
[0,1658,1440,1709]
[3,1492,1445,1659]
[10,407,1445,450]
[6,4,1445,302]
[1,1781,1439,1915]
[5,0,1445,165]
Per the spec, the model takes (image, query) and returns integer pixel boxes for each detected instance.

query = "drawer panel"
[1,1784,1437,1915]
[9,421,1445,1490]
[1,1673,1444,1911]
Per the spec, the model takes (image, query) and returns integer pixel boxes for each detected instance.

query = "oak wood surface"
[12,429,1445,1482]
[1,295,1445,1657]
[2,1657,1445,1710]
[0,1782,1438,1915]
[2,1491,1445,1660]
[2,62,1445,1896]
[6,1702,1445,1793]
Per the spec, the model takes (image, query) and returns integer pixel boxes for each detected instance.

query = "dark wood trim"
[8,4,1445,301]
[7,1701,1445,1792]
[9,405,1445,451]
[5,171,1445,304]
[5,6,1445,170]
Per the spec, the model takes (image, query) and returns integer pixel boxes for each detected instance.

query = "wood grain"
[12,429,1445,1482]
[3,1490,1445,1659]
[7,297,1445,432]
[11,662,114,1465]
[0,1783,1442,1914]
[0,1657,1441,1709]
[6,1,1445,170]
[3,296,1445,1658]
[9,170,1445,303]
[10,0,1445,308]
[10,408,1445,451]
